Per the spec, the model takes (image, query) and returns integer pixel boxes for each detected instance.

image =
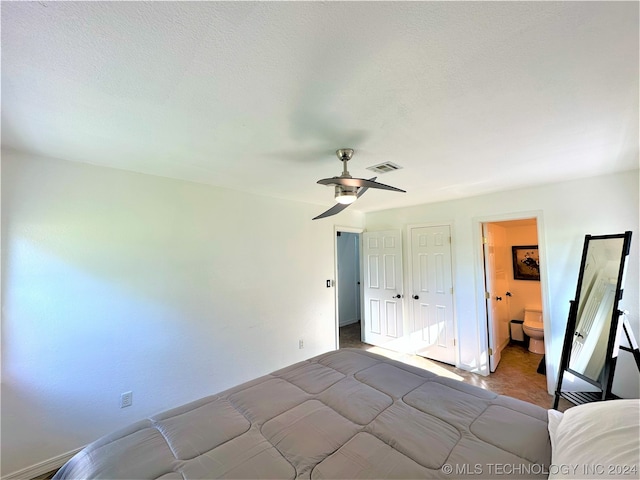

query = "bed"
[53,348,638,479]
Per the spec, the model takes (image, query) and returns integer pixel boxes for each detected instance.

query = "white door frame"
[334,226,364,350]
[473,210,554,393]
[406,222,458,366]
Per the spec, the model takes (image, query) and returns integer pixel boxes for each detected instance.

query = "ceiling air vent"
[366,162,403,174]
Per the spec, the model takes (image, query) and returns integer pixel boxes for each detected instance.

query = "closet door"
[362,230,405,350]
[409,225,456,365]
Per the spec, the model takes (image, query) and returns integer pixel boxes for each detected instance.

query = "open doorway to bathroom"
[481,218,549,403]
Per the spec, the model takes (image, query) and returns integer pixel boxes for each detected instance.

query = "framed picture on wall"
[512,245,540,281]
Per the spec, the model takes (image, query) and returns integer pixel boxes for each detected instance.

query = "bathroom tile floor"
[339,321,574,412]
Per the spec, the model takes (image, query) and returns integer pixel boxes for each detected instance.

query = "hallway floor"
[339,321,573,412]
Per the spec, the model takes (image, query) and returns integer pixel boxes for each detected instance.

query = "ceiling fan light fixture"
[335,185,358,204]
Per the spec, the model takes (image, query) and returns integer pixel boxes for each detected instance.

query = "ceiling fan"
[313,149,406,220]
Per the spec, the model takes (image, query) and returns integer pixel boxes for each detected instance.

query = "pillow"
[548,399,639,479]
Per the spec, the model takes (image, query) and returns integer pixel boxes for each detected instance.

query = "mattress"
[54,349,551,479]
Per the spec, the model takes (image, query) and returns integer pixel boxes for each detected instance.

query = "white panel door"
[483,223,508,372]
[409,225,456,365]
[363,230,404,350]
[570,273,616,378]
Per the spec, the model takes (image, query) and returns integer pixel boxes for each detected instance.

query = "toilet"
[522,307,545,354]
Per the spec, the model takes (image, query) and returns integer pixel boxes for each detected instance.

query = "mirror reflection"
[568,237,625,381]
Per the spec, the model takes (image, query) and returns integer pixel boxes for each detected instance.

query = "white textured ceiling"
[2,1,638,213]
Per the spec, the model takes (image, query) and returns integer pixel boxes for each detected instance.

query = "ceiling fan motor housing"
[335,184,358,204]
[336,148,354,161]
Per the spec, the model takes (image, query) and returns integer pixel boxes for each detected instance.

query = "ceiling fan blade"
[312,203,350,220]
[312,179,375,220]
[317,176,405,192]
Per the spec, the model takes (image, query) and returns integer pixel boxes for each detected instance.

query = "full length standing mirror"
[554,231,632,408]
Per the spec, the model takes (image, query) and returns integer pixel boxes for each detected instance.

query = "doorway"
[335,228,363,350]
[481,218,545,377]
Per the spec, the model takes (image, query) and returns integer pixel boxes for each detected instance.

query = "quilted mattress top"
[54,349,552,479]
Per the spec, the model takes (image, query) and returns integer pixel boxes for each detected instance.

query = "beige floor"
[339,321,573,412]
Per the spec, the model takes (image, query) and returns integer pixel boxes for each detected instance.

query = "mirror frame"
[554,231,632,406]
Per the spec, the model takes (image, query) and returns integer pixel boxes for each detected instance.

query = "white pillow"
[548,399,640,479]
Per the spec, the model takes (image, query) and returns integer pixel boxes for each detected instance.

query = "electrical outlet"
[298,339,304,349]
[120,391,133,408]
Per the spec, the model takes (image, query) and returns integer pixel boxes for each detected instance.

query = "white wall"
[365,170,639,398]
[0,150,365,477]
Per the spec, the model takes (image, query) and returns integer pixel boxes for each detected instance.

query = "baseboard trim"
[2,448,82,480]
[339,319,360,327]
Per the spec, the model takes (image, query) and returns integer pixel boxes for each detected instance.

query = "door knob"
[495,296,502,301]
[392,294,402,299]
[413,295,419,300]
